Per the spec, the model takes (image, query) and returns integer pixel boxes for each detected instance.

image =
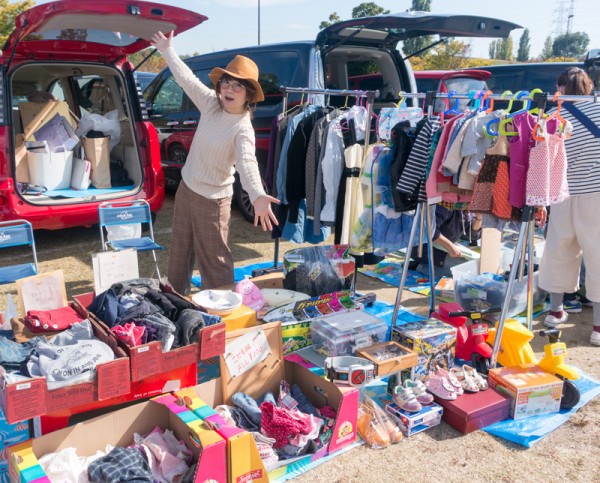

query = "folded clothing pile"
[87,278,221,351]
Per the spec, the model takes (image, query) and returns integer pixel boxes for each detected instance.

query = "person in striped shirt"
[539,67,600,347]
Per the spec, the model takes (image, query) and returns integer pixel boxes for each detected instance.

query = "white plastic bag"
[106,224,141,242]
[75,109,121,151]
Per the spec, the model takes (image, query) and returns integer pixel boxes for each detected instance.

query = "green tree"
[497,36,514,61]
[489,40,498,59]
[0,0,34,45]
[517,28,530,62]
[422,39,471,70]
[541,36,554,60]
[351,2,390,18]
[318,12,341,30]
[552,32,590,58]
[402,0,433,57]
[127,49,167,73]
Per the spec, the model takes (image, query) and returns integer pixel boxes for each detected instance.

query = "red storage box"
[433,387,511,434]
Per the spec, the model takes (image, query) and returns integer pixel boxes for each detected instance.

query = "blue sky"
[149,0,598,59]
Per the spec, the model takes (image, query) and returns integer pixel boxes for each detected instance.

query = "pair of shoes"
[590,331,600,346]
[449,367,479,393]
[393,386,422,412]
[435,366,464,395]
[463,365,488,391]
[579,295,594,307]
[425,374,457,400]
[403,379,434,406]
[544,310,568,328]
[563,298,582,313]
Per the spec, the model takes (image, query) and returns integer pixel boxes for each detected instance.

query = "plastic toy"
[432,302,500,374]
[487,321,580,409]
[235,277,265,312]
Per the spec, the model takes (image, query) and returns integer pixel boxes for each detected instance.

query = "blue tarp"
[191,260,276,287]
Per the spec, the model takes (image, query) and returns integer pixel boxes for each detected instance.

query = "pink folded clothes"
[260,402,322,449]
[25,306,85,333]
[112,322,145,347]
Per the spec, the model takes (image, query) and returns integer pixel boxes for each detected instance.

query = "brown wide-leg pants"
[168,180,234,294]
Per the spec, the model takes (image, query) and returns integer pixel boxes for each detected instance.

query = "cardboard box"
[356,341,418,377]
[433,388,511,433]
[392,319,457,379]
[0,316,130,424]
[220,304,257,331]
[73,286,226,382]
[8,398,226,483]
[0,409,30,481]
[178,322,360,482]
[488,364,563,420]
[385,402,443,436]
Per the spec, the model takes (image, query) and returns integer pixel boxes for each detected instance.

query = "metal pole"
[391,203,422,326]
[257,0,261,45]
[526,220,535,330]
[490,221,528,369]
[417,204,425,258]
[425,203,436,315]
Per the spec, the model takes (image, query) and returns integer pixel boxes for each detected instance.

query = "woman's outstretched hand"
[151,31,173,53]
[253,195,280,232]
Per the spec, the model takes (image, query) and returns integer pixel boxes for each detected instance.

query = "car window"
[251,51,301,105]
[444,77,488,111]
[150,75,187,115]
[72,76,118,115]
[415,77,439,93]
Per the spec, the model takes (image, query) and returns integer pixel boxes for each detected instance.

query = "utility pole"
[566,0,575,35]
[258,0,261,45]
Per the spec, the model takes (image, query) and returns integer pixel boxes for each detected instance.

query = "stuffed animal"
[235,278,265,311]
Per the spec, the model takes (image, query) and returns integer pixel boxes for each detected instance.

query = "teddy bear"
[235,277,265,312]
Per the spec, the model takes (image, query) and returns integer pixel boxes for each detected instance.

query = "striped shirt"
[550,102,600,196]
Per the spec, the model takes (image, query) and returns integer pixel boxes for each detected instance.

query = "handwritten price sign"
[224,328,270,378]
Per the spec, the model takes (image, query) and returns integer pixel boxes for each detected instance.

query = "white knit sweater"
[164,47,265,203]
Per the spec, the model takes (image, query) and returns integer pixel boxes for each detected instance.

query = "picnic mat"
[358,257,440,290]
[191,260,276,287]
[483,370,600,447]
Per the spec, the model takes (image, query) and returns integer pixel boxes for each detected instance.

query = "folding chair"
[98,200,163,279]
[0,219,39,285]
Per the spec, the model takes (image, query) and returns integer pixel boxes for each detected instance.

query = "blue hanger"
[443,90,461,115]
[485,90,513,138]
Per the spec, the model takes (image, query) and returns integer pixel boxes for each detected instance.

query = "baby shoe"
[424,374,457,400]
[404,378,434,405]
[463,365,488,391]
[393,386,423,413]
[450,366,479,393]
[436,365,464,395]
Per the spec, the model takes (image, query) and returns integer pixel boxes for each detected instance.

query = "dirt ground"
[1,191,599,483]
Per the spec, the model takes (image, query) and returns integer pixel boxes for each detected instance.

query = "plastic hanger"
[444,90,461,116]
[396,91,406,108]
[484,91,512,137]
[498,91,530,136]
[483,90,494,113]
[526,88,544,116]
[532,91,572,141]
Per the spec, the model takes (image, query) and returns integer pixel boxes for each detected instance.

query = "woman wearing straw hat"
[151,31,279,294]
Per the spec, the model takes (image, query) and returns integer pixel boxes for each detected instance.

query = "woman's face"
[219,77,248,114]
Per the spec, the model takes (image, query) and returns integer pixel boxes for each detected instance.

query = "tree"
[497,36,514,61]
[421,39,472,70]
[351,2,390,18]
[517,28,530,62]
[552,32,590,58]
[541,36,554,60]
[402,0,432,58]
[127,49,167,73]
[489,40,498,60]
[0,0,34,45]
[319,12,341,30]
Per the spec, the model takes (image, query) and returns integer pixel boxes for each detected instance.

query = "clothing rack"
[386,90,600,372]
[271,86,379,291]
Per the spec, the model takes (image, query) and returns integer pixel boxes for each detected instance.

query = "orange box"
[0,315,130,424]
[488,364,563,420]
[220,304,257,331]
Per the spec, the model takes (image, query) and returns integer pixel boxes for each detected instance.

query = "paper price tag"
[224,327,270,378]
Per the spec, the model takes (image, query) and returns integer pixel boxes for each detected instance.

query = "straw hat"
[209,55,264,102]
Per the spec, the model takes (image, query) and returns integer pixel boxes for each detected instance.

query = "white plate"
[192,290,243,315]
[260,288,310,308]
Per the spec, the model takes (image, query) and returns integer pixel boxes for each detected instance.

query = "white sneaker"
[544,311,568,328]
[590,331,600,346]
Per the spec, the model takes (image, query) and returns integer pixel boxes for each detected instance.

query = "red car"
[0,0,206,230]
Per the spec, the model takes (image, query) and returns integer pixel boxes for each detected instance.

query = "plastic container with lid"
[311,310,389,357]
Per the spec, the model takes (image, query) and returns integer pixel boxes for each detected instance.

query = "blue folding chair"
[0,219,39,285]
[98,200,164,279]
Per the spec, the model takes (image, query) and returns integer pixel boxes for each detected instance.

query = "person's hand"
[536,206,547,227]
[447,244,462,258]
[150,31,173,53]
[253,195,280,232]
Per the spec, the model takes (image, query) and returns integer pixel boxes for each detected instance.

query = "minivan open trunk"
[11,62,142,205]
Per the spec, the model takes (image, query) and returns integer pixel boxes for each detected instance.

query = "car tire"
[167,143,188,164]
[233,175,269,223]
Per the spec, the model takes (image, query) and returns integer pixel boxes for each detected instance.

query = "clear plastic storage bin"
[311,310,389,357]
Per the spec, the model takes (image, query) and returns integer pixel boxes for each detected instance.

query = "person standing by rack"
[151,31,279,294]
[539,67,600,347]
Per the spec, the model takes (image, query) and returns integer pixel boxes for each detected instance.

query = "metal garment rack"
[386,90,600,371]
[271,86,379,272]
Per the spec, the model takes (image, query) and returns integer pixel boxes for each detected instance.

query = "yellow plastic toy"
[487,321,580,409]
